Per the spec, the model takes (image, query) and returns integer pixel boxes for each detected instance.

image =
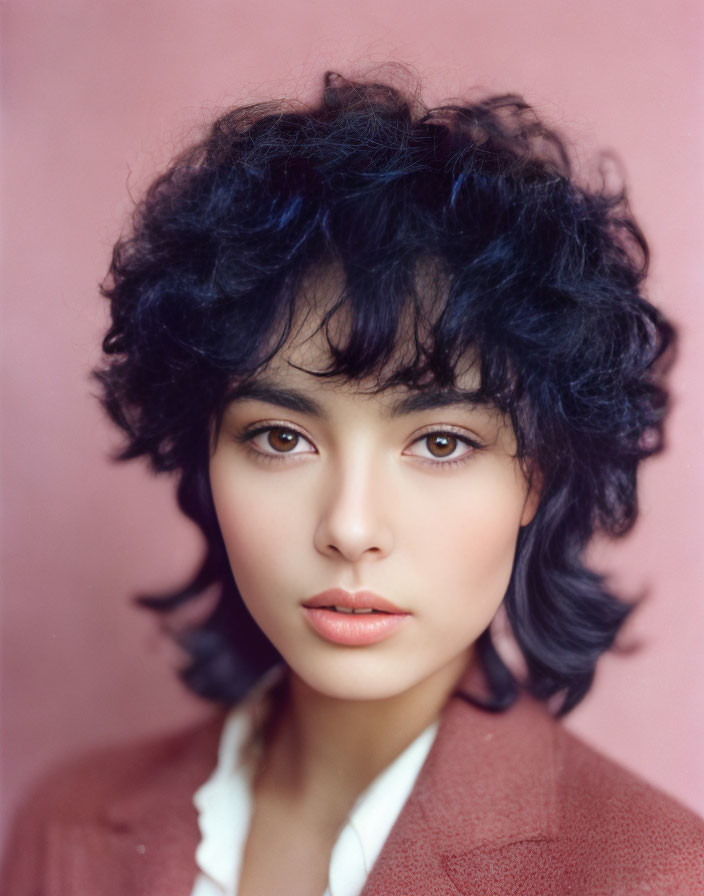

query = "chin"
[307,678,416,703]
[290,653,431,703]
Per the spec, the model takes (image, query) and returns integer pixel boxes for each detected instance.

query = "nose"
[313,454,394,563]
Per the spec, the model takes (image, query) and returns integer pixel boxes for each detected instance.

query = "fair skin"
[208,302,539,894]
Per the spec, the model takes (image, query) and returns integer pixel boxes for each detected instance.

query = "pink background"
[2,0,703,842]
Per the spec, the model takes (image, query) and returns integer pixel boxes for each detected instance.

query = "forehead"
[259,261,480,395]
[227,296,493,430]
[261,308,481,406]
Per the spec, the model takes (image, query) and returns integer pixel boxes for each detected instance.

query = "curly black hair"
[95,70,675,715]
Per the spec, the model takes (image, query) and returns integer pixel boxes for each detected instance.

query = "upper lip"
[302,588,408,614]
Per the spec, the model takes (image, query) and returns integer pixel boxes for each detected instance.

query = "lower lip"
[302,607,409,646]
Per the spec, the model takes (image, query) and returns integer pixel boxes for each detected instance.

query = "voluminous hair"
[96,70,675,715]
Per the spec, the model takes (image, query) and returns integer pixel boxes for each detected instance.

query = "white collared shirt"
[190,668,438,896]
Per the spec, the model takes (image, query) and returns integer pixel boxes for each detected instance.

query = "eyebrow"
[391,389,487,415]
[224,381,488,419]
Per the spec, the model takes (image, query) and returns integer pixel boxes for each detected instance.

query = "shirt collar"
[192,664,440,896]
[327,720,439,896]
[193,665,286,893]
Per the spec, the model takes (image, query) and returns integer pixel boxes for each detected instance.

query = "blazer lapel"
[43,678,559,896]
[45,822,181,896]
[362,673,559,896]
[48,715,225,896]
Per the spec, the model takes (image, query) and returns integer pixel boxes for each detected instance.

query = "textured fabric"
[3,662,704,895]
[190,670,438,896]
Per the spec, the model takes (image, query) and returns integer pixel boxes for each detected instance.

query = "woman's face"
[209,310,539,703]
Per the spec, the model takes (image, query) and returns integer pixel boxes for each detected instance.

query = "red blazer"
[3,680,704,895]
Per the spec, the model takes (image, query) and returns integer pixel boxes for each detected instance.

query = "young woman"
[3,71,703,895]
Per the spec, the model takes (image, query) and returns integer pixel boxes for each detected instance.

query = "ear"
[519,469,542,527]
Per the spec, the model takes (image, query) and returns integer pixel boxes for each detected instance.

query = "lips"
[302,588,407,614]
[301,589,410,646]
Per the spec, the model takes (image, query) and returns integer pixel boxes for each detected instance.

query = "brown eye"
[426,433,457,457]
[267,428,299,452]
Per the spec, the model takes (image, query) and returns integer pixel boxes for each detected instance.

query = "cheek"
[209,466,277,588]
[208,463,316,622]
[408,472,526,605]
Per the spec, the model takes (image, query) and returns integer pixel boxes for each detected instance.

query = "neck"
[258,649,471,812]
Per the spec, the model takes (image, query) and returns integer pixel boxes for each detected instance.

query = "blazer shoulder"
[553,723,704,891]
[9,713,225,826]
[1,714,225,894]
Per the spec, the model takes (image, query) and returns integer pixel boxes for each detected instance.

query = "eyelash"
[236,424,316,466]
[409,430,484,469]
[235,423,484,469]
